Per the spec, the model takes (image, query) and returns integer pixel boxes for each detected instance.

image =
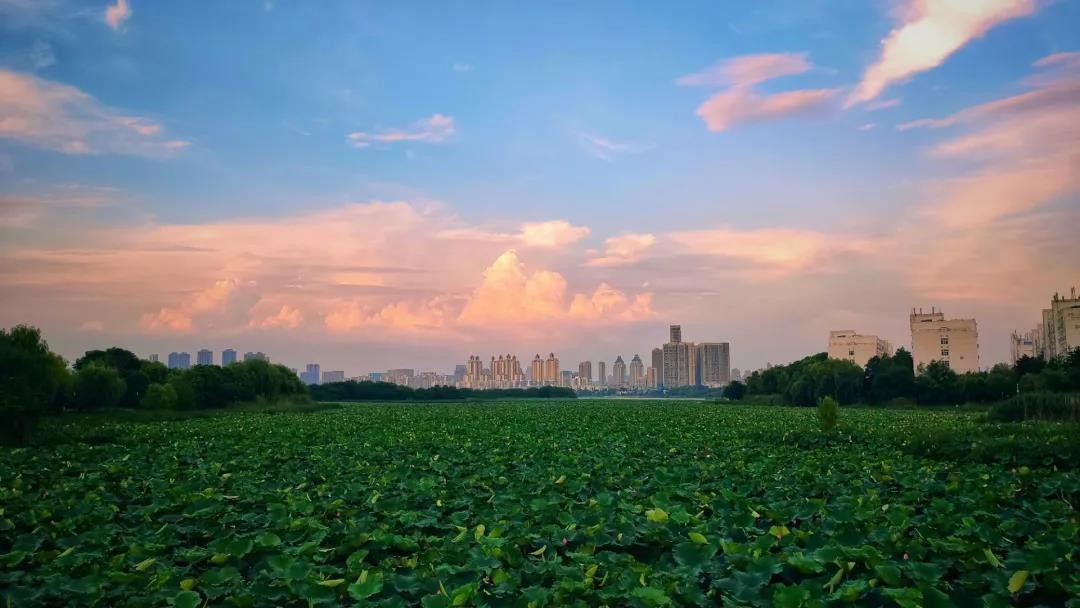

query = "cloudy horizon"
[1,0,1078,374]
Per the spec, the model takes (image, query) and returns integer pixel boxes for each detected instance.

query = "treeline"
[310,380,575,402]
[741,347,1080,406]
[1,325,306,443]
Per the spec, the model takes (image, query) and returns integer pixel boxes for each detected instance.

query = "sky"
[1,0,1078,375]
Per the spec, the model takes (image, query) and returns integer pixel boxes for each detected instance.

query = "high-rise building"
[597,361,606,386]
[321,370,345,383]
[559,370,573,387]
[662,325,696,388]
[386,369,415,387]
[695,343,731,387]
[542,353,559,385]
[1010,330,1037,364]
[1040,287,1080,360]
[148,353,159,363]
[453,364,467,385]
[530,354,544,384]
[244,351,268,362]
[826,331,891,368]
[221,349,237,366]
[578,361,592,384]
[612,356,627,387]
[646,366,657,388]
[197,349,213,366]
[910,308,979,373]
[650,348,663,386]
[167,352,191,370]
[301,363,321,385]
[629,354,645,388]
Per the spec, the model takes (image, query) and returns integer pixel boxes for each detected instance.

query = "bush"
[817,396,839,432]
[987,392,1080,422]
[0,325,71,444]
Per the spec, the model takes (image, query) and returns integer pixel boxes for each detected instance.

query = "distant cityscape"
[149,287,1080,390]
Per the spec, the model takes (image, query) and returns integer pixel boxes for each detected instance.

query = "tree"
[0,325,71,444]
[73,364,126,411]
[818,396,839,432]
[723,380,746,400]
[141,383,178,409]
[75,347,152,407]
[865,349,915,404]
[914,360,960,405]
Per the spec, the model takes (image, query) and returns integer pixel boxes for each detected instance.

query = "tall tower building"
[597,361,606,386]
[578,361,592,384]
[629,354,645,388]
[662,331,695,388]
[301,363,321,385]
[669,325,682,344]
[651,348,663,387]
[543,353,559,384]
[612,356,627,387]
[221,349,237,366]
[167,352,191,370]
[910,308,979,373]
[531,354,544,384]
[696,343,731,387]
[197,349,213,366]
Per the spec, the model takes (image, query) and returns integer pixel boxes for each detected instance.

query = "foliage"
[817,396,839,431]
[142,383,178,410]
[73,363,127,411]
[723,380,746,400]
[158,360,307,410]
[309,380,575,402]
[987,392,1080,423]
[1,401,1076,606]
[75,347,157,408]
[745,353,864,406]
[0,325,70,444]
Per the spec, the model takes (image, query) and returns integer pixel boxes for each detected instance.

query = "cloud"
[847,0,1038,105]
[438,219,590,249]
[78,320,104,332]
[585,233,656,267]
[0,69,189,155]
[104,0,131,31]
[456,250,653,326]
[865,98,901,111]
[140,279,253,333]
[452,63,473,72]
[249,304,303,329]
[576,133,650,161]
[678,53,837,132]
[696,87,836,132]
[676,53,812,87]
[858,123,876,131]
[0,185,116,228]
[347,114,455,148]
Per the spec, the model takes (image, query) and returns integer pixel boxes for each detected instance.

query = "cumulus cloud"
[848,0,1038,105]
[105,0,131,31]
[140,279,252,333]
[347,114,455,148]
[677,53,837,132]
[438,219,590,249]
[249,304,303,329]
[0,69,189,155]
[585,233,656,267]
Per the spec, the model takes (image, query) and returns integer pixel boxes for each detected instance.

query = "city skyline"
[1,2,1078,372]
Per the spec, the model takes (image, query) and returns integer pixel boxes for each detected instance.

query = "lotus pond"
[1,401,1077,607]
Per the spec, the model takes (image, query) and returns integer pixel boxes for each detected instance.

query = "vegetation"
[0,325,70,444]
[987,392,1080,423]
[816,396,839,431]
[1,401,1076,606]
[743,347,1080,406]
[309,380,575,402]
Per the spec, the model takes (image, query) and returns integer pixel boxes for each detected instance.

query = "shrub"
[817,396,839,432]
[987,392,1080,422]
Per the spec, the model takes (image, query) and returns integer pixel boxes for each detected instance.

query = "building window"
[942,360,950,368]
[941,349,949,357]
[940,336,949,345]
[848,350,855,356]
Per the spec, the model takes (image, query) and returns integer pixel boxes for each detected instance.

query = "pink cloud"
[0,69,188,155]
[347,114,455,148]
[697,87,836,132]
[676,53,812,87]
[585,233,656,267]
[249,304,303,329]
[848,0,1038,105]
[678,53,837,132]
[105,0,131,31]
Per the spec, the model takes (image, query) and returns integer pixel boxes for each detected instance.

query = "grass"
[1,400,1077,606]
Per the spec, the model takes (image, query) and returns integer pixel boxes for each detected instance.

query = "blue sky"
[1,0,1078,373]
